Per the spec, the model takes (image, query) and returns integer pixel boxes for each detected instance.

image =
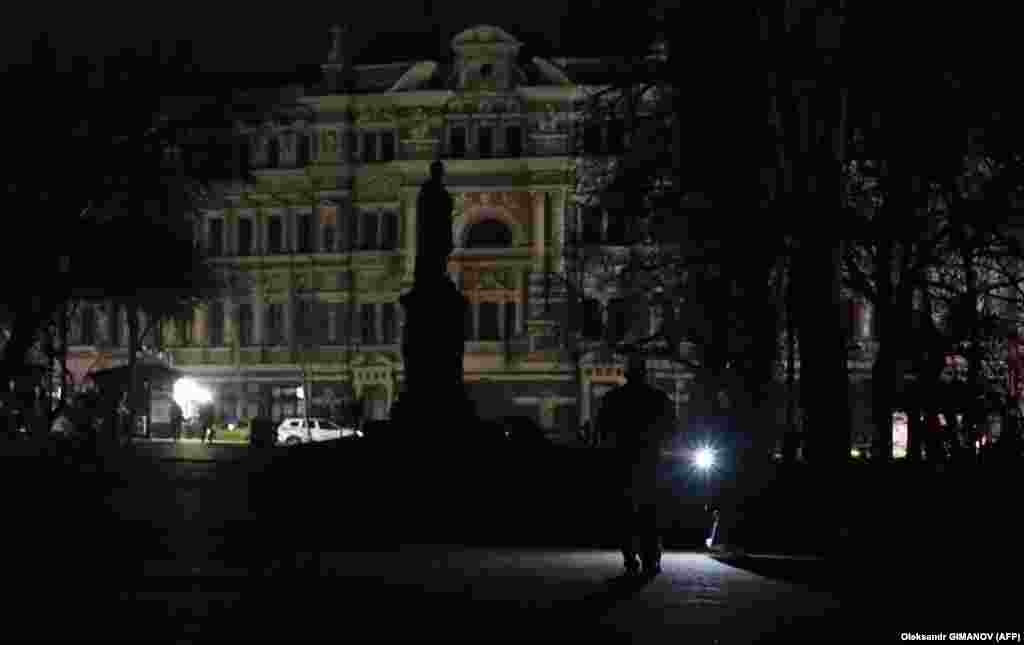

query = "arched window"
[464,219,512,249]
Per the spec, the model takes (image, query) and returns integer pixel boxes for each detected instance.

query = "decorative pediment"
[451,25,522,49]
[531,57,572,86]
[389,61,439,92]
[451,26,522,90]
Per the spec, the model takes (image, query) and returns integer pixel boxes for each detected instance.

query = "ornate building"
[161,25,641,437]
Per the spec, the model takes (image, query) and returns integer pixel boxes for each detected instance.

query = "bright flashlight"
[695,447,715,470]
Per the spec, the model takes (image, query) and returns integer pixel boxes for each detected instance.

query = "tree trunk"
[127,302,139,445]
[59,302,68,411]
[872,238,894,464]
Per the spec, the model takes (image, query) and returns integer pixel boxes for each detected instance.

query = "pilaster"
[531,190,545,270]
[403,192,417,279]
[551,190,565,273]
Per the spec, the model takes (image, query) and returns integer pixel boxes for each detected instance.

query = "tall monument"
[394,161,475,439]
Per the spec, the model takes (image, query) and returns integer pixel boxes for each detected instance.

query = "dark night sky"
[4,0,609,74]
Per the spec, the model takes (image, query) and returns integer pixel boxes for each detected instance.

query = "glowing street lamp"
[694,447,715,471]
[173,377,212,419]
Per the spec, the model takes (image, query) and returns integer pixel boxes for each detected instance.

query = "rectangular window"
[380,212,398,251]
[208,218,223,257]
[361,211,379,251]
[583,124,602,154]
[605,211,628,245]
[267,304,284,345]
[297,133,310,166]
[606,298,628,343]
[179,311,194,346]
[338,213,353,251]
[334,303,351,344]
[381,303,396,344]
[315,302,330,344]
[268,137,280,167]
[504,302,515,339]
[209,301,224,346]
[238,303,253,346]
[450,126,466,158]
[296,300,315,344]
[606,119,625,154]
[478,126,493,158]
[506,126,522,157]
[362,132,378,163]
[381,132,395,161]
[268,216,283,254]
[479,302,500,341]
[81,306,95,345]
[320,206,337,253]
[110,305,121,347]
[581,206,604,244]
[361,303,377,344]
[299,213,313,253]
[322,226,335,253]
[239,218,253,256]
[464,302,474,341]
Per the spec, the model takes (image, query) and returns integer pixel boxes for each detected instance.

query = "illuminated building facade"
[159,25,643,437]
[151,24,895,450]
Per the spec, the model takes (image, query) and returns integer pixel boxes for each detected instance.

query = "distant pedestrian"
[596,351,675,577]
[170,401,184,443]
[577,421,589,445]
[200,405,215,444]
[705,505,721,550]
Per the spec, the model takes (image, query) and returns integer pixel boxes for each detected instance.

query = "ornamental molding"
[353,171,403,201]
[445,93,524,115]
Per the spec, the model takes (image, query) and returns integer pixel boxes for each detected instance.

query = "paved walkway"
[123,547,842,643]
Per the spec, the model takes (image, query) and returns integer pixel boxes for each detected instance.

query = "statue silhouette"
[415,160,455,282]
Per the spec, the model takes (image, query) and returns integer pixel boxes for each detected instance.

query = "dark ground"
[3,437,1017,639]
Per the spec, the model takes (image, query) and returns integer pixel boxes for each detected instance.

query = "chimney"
[323,24,352,93]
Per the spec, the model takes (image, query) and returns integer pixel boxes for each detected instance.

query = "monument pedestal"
[394,276,476,440]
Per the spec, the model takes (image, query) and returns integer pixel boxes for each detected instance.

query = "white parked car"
[276,417,362,446]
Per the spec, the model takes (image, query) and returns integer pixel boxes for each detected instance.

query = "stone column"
[471,300,480,341]
[253,286,265,346]
[403,193,417,278]
[194,304,207,347]
[312,205,322,253]
[551,190,565,273]
[285,282,296,352]
[375,303,383,346]
[531,191,546,270]
[497,301,506,340]
[257,211,266,255]
[288,208,298,253]
[581,373,592,424]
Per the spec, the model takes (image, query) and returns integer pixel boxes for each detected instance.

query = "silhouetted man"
[596,352,675,577]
